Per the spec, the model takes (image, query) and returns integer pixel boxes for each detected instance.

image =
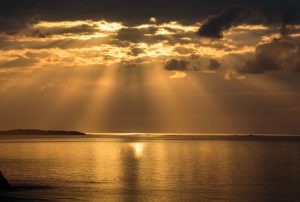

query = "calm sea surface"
[0,136,300,201]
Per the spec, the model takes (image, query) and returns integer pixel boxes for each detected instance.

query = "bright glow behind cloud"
[0,19,300,133]
[0,19,271,74]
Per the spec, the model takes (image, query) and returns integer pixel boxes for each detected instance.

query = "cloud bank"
[198,6,251,38]
[238,38,300,74]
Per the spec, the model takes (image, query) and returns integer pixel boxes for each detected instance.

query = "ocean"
[1,135,300,201]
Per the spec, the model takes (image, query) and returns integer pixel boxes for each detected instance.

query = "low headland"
[0,129,85,136]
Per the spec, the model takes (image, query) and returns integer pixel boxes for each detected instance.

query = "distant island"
[0,129,86,136]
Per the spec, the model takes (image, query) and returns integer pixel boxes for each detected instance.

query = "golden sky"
[1,5,300,134]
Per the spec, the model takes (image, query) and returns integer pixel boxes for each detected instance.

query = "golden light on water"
[131,143,144,157]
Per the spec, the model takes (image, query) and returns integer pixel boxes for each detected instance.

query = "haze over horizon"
[1,0,300,134]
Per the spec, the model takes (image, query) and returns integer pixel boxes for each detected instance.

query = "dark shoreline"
[0,129,85,136]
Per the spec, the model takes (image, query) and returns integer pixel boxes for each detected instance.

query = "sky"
[0,0,300,134]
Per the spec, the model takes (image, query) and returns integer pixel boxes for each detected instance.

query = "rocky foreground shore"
[0,171,10,190]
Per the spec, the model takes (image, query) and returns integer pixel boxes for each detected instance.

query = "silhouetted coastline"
[0,171,10,190]
[0,129,85,136]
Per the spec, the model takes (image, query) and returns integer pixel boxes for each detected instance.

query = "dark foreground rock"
[0,171,10,190]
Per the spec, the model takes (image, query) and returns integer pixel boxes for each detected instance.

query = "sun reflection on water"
[131,143,144,157]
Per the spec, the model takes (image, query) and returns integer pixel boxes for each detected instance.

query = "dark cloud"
[164,59,188,71]
[29,24,98,37]
[115,27,157,43]
[197,5,251,38]
[262,3,300,37]
[0,18,35,34]
[130,47,145,56]
[237,38,300,74]
[174,46,194,55]
[0,57,38,68]
[164,55,204,72]
[1,0,299,38]
[207,59,221,70]
[0,0,234,30]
